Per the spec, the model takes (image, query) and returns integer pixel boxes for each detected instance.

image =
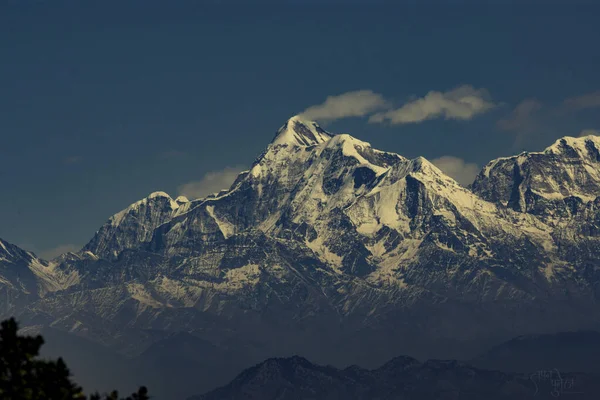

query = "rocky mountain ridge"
[2,116,600,398]
[192,354,600,400]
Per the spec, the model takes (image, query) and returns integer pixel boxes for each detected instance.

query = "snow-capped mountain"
[0,238,78,307]
[472,135,600,218]
[83,191,182,260]
[2,116,600,397]
[0,238,42,307]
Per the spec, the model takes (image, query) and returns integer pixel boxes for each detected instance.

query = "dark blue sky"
[1,1,599,258]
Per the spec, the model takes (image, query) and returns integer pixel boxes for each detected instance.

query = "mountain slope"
[3,117,600,398]
[0,238,78,312]
[83,191,183,260]
[191,355,600,400]
[472,135,600,218]
[472,330,600,374]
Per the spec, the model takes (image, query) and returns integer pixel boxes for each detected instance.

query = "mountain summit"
[2,118,600,398]
[271,115,333,147]
[473,135,600,217]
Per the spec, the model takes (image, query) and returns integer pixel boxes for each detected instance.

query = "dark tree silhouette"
[89,387,149,400]
[0,318,148,400]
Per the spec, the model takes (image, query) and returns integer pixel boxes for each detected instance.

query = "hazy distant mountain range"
[3,116,600,398]
[192,354,600,400]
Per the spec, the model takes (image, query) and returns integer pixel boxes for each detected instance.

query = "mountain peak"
[271,115,333,147]
[109,192,179,226]
[147,191,172,199]
[82,191,182,259]
[0,238,16,259]
[0,237,35,263]
[175,195,189,204]
[544,135,600,158]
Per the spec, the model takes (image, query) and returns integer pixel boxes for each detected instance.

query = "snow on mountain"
[270,115,333,147]
[3,116,600,393]
[472,135,600,218]
[0,238,40,297]
[83,191,181,259]
[28,120,600,300]
[56,119,598,314]
[0,238,79,308]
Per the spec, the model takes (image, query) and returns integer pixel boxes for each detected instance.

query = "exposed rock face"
[83,191,181,260]
[2,117,600,397]
[472,135,600,218]
[0,238,79,312]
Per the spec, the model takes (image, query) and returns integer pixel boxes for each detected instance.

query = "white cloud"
[178,166,245,200]
[298,90,388,123]
[579,129,600,137]
[431,156,480,186]
[496,98,542,133]
[39,244,80,260]
[563,91,600,112]
[369,85,496,125]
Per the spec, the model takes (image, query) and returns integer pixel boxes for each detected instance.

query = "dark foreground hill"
[191,355,600,400]
[472,330,600,375]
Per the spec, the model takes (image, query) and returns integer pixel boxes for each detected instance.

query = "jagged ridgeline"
[192,355,600,400]
[2,116,600,397]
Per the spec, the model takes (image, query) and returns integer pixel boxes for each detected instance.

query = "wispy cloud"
[496,98,542,134]
[431,156,480,186]
[562,90,600,112]
[298,90,388,123]
[579,129,600,137]
[369,85,496,125]
[39,244,80,260]
[178,166,245,200]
